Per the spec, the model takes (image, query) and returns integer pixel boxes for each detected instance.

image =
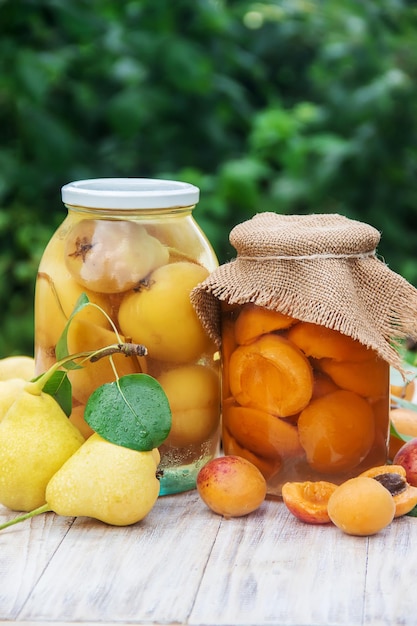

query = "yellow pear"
[0,379,27,420]
[0,390,85,511]
[46,433,160,526]
[0,356,35,381]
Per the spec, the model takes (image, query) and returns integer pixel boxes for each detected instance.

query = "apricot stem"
[0,504,52,531]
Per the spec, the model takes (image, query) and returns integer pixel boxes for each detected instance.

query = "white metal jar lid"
[61,178,200,209]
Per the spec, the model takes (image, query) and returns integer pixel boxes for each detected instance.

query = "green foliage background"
[1,0,417,357]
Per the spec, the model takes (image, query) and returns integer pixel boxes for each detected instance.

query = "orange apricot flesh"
[297,390,375,473]
[318,355,389,398]
[222,428,282,480]
[223,404,303,460]
[281,481,338,524]
[234,304,296,345]
[359,464,417,517]
[229,334,313,417]
[287,322,370,361]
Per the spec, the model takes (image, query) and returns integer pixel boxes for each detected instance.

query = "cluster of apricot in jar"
[34,216,220,458]
[221,303,390,494]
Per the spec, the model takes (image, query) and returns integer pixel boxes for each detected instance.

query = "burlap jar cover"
[191,212,417,372]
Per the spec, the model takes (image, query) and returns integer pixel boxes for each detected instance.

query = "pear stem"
[24,343,147,396]
[0,504,52,531]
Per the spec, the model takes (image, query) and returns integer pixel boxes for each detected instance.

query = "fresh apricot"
[393,437,417,487]
[221,428,282,480]
[287,322,370,361]
[318,355,389,398]
[327,476,395,535]
[234,304,296,345]
[118,262,214,363]
[157,364,220,447]
[228,334,313,417]
[359,464,417,517]
[223,404,303,459]
[196,455,267,518]
[282,480,338,524]
[297,390,375,473]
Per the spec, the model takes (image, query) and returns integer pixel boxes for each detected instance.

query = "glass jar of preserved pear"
[34,178,220,495]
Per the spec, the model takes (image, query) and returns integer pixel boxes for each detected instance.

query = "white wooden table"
[1,489,416,626]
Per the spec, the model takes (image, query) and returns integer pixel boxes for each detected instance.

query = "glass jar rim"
[61,178,200,209]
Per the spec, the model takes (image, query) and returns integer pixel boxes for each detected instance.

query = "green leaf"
[39,370,72,416]
[83,373,172,451]
[55,292,90,366]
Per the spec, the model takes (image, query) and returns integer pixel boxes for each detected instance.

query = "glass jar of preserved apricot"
[221,303,390,494]
[191,212,417,497]
[34,178,220,495]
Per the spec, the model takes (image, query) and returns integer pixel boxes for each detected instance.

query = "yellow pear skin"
[0,356,35,381]
[46,434,161,526]
[0,379,27,421]
[0,390,85,512]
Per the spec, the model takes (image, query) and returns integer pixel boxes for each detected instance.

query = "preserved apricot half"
[229,334,313,417]
[282,480,338,524]
[287,322,371,361]
[319,356,389,398]
[298,390,375,473]
[222,428,282,480]
[359,464,417,517]
[224,403,303,460]
[234,304,296,345]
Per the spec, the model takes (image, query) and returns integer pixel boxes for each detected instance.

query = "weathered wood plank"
[17,491,220,624]
[2,491,417,626]
[0,505,75,620]
[363,515,417,626]
[190,497,370,626]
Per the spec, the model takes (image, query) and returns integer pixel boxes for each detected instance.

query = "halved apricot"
[287,322,370,361]
[359,464,417,517]
[282,480,338,524]
[234,304,296,345]
[298,389,375,473]
[229,334,313,417]
[223,403,303,459]
[222,428,282,480]
[319,356,389,398]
